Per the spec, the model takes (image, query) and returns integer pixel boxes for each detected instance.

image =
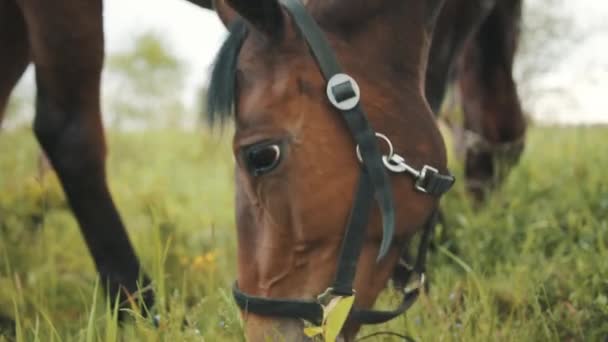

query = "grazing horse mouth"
[230,0,455,332]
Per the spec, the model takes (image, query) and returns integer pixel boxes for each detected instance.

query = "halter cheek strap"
[232,0,455,327]
[281,0,396,260]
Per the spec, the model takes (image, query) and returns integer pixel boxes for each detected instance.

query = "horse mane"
[206,20,248,126]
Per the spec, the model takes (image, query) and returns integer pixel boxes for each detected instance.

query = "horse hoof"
[153,314,161,327]
[0,314,16,337]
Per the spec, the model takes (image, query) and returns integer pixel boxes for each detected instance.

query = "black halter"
[232,0,455,327]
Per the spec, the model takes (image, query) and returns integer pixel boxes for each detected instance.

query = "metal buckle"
[415,165,438,193]
[317,287,355,306]
[404,273,426,295]
[327,73,360,111]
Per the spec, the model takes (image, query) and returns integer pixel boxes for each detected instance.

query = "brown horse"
[205,0,525,340]
[427,0,526,201]
[206,0,457,340]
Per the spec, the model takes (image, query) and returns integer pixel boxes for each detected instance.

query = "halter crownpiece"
[232,0,455,327]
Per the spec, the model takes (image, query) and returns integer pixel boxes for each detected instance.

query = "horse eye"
[244,143,282,176]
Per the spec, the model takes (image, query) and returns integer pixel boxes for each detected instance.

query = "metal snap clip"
[414,165,439,193]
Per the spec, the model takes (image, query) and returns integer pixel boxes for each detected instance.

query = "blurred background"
[2,0,607,130]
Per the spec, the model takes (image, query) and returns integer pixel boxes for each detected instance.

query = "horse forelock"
[206,20,248,127]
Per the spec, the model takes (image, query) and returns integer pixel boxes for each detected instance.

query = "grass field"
[0,126,607,341]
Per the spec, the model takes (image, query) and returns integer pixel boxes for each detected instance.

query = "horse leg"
[19,0,153,311]
[0,2,29,333]
[0,0,30,125]
[457,0,526,201]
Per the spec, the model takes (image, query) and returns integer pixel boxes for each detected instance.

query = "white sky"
[103,0,607,124]
[104,0,226,88]
[7,0,608,125]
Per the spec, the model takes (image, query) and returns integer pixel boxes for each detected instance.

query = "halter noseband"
[232,0,455,327]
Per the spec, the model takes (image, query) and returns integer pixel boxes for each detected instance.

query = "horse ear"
[213,0,239,28]
[214,0,284,37]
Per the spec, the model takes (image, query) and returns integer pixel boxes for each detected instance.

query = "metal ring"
[326,73,361,111]
[356,132,394,163]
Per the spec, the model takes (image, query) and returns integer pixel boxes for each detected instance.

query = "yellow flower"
[191,250,217,272]
[204,251,217,263]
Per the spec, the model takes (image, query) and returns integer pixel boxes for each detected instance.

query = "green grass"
[0,126,607,341]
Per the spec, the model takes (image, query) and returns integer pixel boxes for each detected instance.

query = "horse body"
[0,0,525,340]
[427,0,526,200]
